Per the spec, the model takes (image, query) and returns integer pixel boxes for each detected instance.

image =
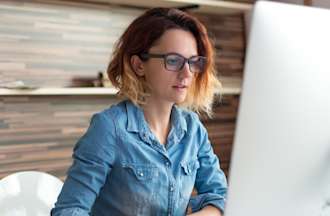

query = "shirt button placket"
[168,182,175,216]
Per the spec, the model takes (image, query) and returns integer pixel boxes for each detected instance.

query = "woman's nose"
[179,62,193,79]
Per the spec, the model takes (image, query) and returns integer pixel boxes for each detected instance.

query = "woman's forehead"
[149,29,198,56]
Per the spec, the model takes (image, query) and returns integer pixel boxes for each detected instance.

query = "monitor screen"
[225,1,330,216]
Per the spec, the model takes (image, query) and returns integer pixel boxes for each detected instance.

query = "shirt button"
[138,172,144,177]
[165,162,170,167]
[170,186,174,192]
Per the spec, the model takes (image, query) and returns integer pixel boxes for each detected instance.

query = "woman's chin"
[172,95,187,104]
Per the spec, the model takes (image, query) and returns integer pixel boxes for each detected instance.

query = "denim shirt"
[51,100,227,216]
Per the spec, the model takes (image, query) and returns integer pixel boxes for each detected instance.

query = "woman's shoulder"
[97,100,128,119]
[87,100,128,131]
[175,106,203,129]
[175,107,209,144]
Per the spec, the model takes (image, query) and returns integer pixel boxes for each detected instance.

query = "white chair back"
[0,171,63,216]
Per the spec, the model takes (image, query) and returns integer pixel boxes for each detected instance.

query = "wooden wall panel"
[0,96,119,180]
[0,95,238,180]
[0,0,245,89]
[0,0,141,87]
[0,0,245,180]
[196,12,245,89]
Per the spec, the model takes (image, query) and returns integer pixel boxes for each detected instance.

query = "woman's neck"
[142,99,173,145]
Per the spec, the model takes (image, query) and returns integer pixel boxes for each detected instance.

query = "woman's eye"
[166,57,180,65]
[191,58,204,66]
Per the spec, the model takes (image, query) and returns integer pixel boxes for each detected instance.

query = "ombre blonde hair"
[107,8,221,117]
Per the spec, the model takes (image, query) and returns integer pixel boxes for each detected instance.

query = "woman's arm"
[187,205,222,216]
[51,113,116,216]
[188,113,228,215]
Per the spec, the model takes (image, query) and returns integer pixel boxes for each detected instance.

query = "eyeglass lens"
[165,54,205,73]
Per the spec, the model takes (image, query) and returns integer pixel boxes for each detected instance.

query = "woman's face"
[140,29,197,106]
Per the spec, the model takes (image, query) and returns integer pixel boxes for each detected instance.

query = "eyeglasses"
[139,52,206,73]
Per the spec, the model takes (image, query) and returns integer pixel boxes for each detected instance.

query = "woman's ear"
[130,55,145,77]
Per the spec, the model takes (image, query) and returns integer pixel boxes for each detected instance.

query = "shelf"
[220,86,241,95]
[0,87,118,96]
[87,0,253,14]
[0,85,241,96]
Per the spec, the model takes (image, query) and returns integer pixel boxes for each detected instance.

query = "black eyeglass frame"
[139,52,207,73]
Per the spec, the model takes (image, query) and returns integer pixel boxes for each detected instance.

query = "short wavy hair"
[107,8,221,117]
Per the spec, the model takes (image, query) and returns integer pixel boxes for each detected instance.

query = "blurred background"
[0,0,329,181]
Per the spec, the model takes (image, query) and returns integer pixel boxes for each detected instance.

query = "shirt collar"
[170,104,187,134]
[126,100,142,133]
[125,100,187,144]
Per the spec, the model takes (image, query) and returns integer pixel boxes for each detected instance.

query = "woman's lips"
[173,85,187,92]
[173,84,187,88]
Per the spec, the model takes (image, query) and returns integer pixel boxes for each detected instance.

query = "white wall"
[244,0,330,41]
[313,0,330,8]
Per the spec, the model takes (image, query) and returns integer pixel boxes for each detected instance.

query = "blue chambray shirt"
[51,100,227,216]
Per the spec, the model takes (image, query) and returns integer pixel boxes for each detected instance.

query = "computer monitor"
[225,1,330,216]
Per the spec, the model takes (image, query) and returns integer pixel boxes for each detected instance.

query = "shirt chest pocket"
[120,163,159,215]
[122,163,159,181]
[120,164,159,200]
[180,159,200,200]
[181,159,200,176]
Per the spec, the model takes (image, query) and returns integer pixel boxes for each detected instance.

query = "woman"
[52,7,227,216]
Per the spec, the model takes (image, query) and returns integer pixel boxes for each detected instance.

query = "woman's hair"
[107,7,221,117]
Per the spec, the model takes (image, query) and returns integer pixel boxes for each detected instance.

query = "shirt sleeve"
[188,115,228,214]
[51,112,117,216]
